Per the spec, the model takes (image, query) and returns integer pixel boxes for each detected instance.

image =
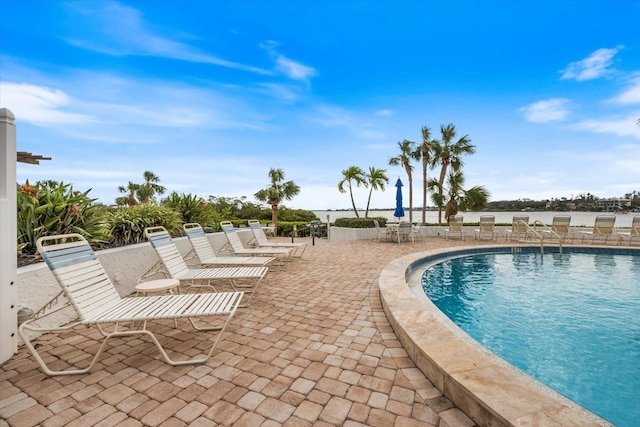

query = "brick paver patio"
[1,236,499,427]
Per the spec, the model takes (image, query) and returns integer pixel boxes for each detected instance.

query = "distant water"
[314,210,637,228]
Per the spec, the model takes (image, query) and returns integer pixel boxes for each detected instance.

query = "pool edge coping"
[378,244,628,427]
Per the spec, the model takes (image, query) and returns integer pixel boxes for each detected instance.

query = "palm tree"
[117,181,139,206]
[338,166,367,218]
[137,170,166,204]
[364,167,389,218]
[443,169,490,222]
[254,168,300,233]
[432,124,475,224]
[389,140,419,223]
[417,126,436,225]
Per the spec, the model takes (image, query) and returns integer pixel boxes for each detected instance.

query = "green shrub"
[107,204,182,246]
[334,217,387,228]
[162,192,216,228]
[277,207,319,222]
[17,181,110,255]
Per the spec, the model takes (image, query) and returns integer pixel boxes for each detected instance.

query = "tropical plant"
[162,192,216,226]
[137,170,166,204]
[364,167,389,218]
[17,180,110,255]
[389,140,420,223]
[107,204,182,246]
[417,126,437,225]
[254,168,300,232]
[277,207,318,222]
[338,166,368,218]
[117,181,139,206]
[442,169,490,221]
[431,124,475,224]
[117,170,166,206]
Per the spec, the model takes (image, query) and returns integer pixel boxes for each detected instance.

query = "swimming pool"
[421,248,639,427]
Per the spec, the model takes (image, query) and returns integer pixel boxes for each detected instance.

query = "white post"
[0,108,17,364]
[326,214,330,240]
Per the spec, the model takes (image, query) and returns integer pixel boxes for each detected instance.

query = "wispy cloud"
[259,41,316,82]
[0,82,96,126]
[608,73,640,105]
[64,1,270,74]
[519,98,571,123]
[275,56,316,82]
[256,83,303,104]
[560,46,623,81]
[573,113,640,139]
[376,109,394,116]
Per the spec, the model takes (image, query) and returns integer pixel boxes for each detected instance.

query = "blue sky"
[2,0,639,210]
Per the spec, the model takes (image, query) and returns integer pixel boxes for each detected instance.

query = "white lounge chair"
[505,215,529,241]
[20,234,242,376]
[579,215,616,244]
[444,215,465,240]
[145,226,268,307]
[247,220,307,257]
[183,223,275,267]
[617,216,640,246]
[474,215,497,241]
[219,222,292,264]
[541,215,574,243]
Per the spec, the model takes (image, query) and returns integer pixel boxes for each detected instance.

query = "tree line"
[116,168,300,233]
[339,123,490,225]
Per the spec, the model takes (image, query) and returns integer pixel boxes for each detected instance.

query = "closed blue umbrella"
[393,178,405,219]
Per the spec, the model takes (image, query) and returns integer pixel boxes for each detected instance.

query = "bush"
[17,181,110,255]
[334,217,387,228]
[107,204,182,246]
[277,207,319,222]
[162,192,216,228]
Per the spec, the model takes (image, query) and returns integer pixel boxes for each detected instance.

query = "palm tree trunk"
[349,183,359,218]
[422,160,427,225]
[437,166,447,225]
[404,165,413,224]
[271,204,279,233]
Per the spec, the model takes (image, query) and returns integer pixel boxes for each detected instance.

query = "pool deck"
[0,236,623,426]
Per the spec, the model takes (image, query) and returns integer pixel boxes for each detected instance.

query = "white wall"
[0,108,17,364]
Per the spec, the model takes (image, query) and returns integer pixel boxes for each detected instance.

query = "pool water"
[421,252,640,427]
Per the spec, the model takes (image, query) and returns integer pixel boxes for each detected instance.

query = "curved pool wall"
[378,244,637,427]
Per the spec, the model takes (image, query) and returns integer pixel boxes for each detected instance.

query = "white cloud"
[257,83,302,103]
[0,82,96,126]
[573,113,640,139]
[65,1,270,74]
[260,40,316,82]
[519,98,571,123]
[275,56,316,81]
[560,46,623,81]
[376,109,394,116]
[608,74,640,105]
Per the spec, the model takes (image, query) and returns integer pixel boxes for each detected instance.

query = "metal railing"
[519,220,564,254]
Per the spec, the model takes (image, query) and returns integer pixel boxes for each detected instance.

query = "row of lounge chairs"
[444,214,640,245]
[19,220,304,376]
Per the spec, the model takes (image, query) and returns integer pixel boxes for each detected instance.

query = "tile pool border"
[378,244,635,427]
